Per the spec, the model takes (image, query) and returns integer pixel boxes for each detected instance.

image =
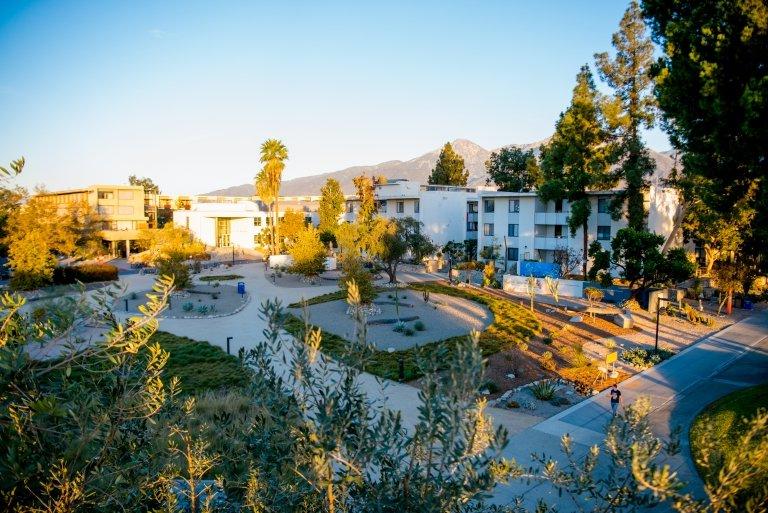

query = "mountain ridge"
[204,138,674,197]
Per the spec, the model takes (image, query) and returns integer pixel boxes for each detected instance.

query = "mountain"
[204,138,675,197]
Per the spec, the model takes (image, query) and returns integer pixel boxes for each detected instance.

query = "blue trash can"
[743,299,753,310]
[237,281,245,296]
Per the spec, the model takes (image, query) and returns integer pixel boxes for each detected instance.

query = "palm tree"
[255,139,288,257]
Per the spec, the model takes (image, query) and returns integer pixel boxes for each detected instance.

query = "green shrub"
[414,320,425,331]
[620,347,675,368]
[403,327,415,336]
[182,302,194,312]
[530,379,558,401]
[53,263,119,285]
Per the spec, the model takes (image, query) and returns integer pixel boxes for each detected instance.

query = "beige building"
[41,184,149,257]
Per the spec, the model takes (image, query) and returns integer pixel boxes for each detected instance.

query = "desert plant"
[414,320,426,331]
[208,304,217,314]
[182,302,194,312]
[540,351,556,371]
[620,297,641,311]
[584,287,604,318]
[211,293,219,300]
[403,327,415,336]
[566,343,591,368]
[482,261,498,288]
[393,321,406,333]
[544,275,560,307]
[526,275,538,313]
[130,291,138,300]
[196,304,209,315]
[530,379,558,401]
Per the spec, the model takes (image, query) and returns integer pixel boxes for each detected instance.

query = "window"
[483,223,494,236]
[118,190,134,200]
[508,199,519,213]
[467,221,478,232]
[97,205,114,215]
[467,201,478,213]
[254,217,262,226]
[597,225,611,241]
[117,205,134,215]
[97,191,114,200]
[598,197,610,214]
[554,225,563,238]
[379,201,387,213]
[507,224,519,237]
[396,201,404,213]
[346,202,354,213]
[483,199,495,213]
[506,247,519,261]
[414,200,420,213]
[554,199,563,213]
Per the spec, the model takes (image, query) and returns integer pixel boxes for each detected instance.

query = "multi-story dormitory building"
[42,177,680,272]
[344,178,680,275]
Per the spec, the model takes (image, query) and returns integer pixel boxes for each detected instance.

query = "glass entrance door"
[216,218,231,247]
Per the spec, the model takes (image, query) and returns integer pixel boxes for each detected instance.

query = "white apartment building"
[344,179,493,247]
[476,187,680,274]
[342,178,679,274]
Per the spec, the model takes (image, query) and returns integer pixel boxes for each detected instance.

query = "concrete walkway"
[489,309,768,508]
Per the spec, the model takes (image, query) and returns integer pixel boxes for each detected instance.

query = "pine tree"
[428,142,468,186]
[595,0,656,230]
[317,178,345,235]
[539,66,618,278]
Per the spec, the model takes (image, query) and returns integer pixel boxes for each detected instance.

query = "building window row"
[508,223,518,237]
[483,223,494,236]
[483,199,495,213]
[509,199,519,213]
[396,201,404,213]
[506,247,519,261]
[597,225,611,241]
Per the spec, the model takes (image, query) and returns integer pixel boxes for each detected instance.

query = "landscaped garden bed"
[283,281,540,381]
[120,284,249,318]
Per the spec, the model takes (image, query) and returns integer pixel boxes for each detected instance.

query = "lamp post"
[226,336,233,355]
[654,296,672,354]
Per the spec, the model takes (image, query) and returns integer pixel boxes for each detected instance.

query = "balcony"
[533,236,568,250]
[534,212,569,225]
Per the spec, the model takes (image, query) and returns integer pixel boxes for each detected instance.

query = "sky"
[0,0,671,195]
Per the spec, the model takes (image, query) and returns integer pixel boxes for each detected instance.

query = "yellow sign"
[606,351,618,365]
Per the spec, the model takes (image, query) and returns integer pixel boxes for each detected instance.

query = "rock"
[506,373,516,380]
[569,316,583,323]
[565,390,574,396]
[613,312,634,329]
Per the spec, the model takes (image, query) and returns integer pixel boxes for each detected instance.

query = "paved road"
[489,309,768,508]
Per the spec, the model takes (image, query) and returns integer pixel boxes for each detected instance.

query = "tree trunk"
[582,221,588,279]
[387,262,397,284]
[726,288,733,315]
[662,202,687,254]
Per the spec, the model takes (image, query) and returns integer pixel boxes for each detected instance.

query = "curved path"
[489,309,768,508]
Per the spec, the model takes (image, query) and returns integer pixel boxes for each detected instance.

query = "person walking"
[609,383,622,416]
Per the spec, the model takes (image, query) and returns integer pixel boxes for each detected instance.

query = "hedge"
[53,263,119,285]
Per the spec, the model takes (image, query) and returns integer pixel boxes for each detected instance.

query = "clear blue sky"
[0,0,670,195]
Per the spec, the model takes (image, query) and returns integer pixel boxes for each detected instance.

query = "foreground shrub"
[53,263,119,284]
[530,379,558,401]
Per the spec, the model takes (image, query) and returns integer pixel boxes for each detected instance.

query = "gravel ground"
[293,289,493,350]
[120,284,248,318]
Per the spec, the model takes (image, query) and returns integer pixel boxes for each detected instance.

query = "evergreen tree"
[484,147,541,192]
[595,0,656,230]
[128,174,160,195]
[428,142,468,186]
[317,178,345,235]
[539,66,618,278]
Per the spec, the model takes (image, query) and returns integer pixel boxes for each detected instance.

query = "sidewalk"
[489,310,768,508]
